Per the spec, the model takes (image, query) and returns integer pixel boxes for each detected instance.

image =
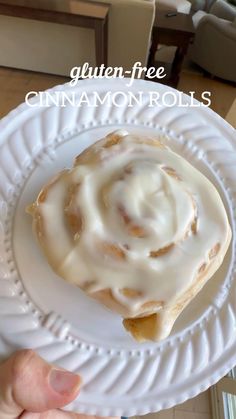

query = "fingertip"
[49,369,82,397]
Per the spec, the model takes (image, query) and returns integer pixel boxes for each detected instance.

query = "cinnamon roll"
[27,130,232,342]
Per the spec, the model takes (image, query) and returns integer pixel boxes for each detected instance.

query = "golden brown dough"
[27,130,232,342]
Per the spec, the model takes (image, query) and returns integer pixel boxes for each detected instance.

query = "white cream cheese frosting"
[29,130,232,341]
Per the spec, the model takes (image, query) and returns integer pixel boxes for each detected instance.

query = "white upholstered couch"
[189,0,236,82]
[0,0,155,76]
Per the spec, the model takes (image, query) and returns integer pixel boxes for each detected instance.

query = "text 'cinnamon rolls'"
[28,130,232,342]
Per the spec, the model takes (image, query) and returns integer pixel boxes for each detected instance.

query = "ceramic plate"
[0,79,235,416]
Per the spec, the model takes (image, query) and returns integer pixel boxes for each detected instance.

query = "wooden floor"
[0,66,68,119]
[178,69,236,125]
[140,388,212,419]
[0,65,235,419]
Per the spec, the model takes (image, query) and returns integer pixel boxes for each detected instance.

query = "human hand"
[0,349,116,419]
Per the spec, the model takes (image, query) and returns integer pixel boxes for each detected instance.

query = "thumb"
[0,349,82,418]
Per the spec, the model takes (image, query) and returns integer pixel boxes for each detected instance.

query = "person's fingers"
[20,409,82,418]
[21,413,119,419]
[0,349,82,418]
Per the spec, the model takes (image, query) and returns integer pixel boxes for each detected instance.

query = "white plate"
[0,78,235,416]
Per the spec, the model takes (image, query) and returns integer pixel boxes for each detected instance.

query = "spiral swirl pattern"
[30,130,231,341]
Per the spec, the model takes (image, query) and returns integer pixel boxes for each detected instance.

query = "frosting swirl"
[29,130,231,341]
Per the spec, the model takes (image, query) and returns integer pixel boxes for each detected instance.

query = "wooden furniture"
[226,98,236,129]
[0,0,109,67]
[156,0,191,14]
[147,10,195,87]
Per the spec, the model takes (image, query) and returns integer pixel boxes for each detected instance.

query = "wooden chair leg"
[147,32,159,67]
